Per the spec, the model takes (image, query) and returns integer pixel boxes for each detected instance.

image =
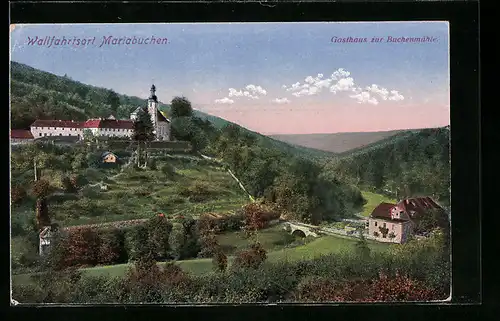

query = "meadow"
[359,190,396,217]
[43,157,251,227]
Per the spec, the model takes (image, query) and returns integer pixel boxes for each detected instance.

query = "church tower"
[147,84,159,136]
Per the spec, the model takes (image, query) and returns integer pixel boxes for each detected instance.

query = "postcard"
[10,22,450,304]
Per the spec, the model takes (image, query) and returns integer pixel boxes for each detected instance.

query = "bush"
[179,181,213,203]
[97,228,128,265]
[145,216,173,260]
[233,242,267,270]
[147,158,157,170]
[212,249,228,272]
[11,185,27,205]
[242,203,280,233]
[63,227,102,268]
[32,179,52,198]
[125,225,150,261]
[160,163,176,178]
[61,175,76,193]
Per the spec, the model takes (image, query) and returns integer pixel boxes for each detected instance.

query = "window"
[374,222,378,227]
[59,133,62,136]
[39,133,42,137]
[44,133,47,136]
[383,222,386,228]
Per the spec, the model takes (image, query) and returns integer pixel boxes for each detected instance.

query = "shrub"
[63,227,102,267]
[242,203,280,233]
[70,174,88,189]
[233,242,267,269]
[168,227,186,260]
[147,158,157,170]
[61,175,76,193]
[179,181,213,202]
[160,163,176,178]
[32,179,52,198]
[145,216,173,260]
[125,224,150,261]
[11,185,27,205]
[212,249,228,272]
[97,228,128,265]
[198,233,219,258]
[35,197,51,228]
[80,186,101,199]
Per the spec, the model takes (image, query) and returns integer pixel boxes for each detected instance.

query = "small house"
[102,151,118,163]
[368,196,446,244]
[368,202,413,243]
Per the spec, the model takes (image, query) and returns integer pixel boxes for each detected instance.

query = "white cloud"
[388,90,405,101]
[366,84,389,100]
[225,84,267,101]
[350,91,379,105]
[228,87,259,99]
[272,97,291,104]
[331,68,351,80]
[330,77,355,93]
[281,67,405,106]
[214,97,234,104]
[245,84,267,96]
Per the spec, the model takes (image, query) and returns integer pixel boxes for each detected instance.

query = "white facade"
[84,127,133,138]
[31,124,82,139]
[156,121,170,141]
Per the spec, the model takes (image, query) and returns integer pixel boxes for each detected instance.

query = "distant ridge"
[269,130,411,154]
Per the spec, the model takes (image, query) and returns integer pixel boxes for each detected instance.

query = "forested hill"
[322,126,450,205]
[10,61,333,160]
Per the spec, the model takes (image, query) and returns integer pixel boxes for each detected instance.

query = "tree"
[106,90,121,114]
[82,129,94,142]
[354,231,371,259]
[132,108,154,167]
[35,197,51,229]
[170,96,193,118]
[32,179,52,199]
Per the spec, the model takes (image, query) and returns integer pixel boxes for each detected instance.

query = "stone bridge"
[283,221,321,238]
[283,221,376,241]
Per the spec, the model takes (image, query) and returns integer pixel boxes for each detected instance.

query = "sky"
[10,22,449,135]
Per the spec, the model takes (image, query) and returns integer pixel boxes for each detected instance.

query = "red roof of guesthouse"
[396,197,444,220]
[10,129,33,139]
[370,202,396,220]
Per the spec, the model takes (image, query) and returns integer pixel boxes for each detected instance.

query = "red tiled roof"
[31,120,83,128]
[397,197,443,220]
[370,202,396,219]
[83,119,134,129]
[11,129,33,139]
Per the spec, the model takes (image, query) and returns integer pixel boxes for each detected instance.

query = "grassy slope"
[270,130,407,154]
[360,191,397,217]
[50,160,250,227]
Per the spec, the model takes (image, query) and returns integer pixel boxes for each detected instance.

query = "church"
[130,84,170,141]
[27,84,171,141]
